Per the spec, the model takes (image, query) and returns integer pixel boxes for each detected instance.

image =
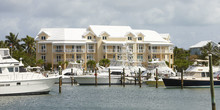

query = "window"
[56,46,62,52]
[41,36,46,40]
[128,44,133,52]
[76,46,82,52]
[88,44,94,52]
[137,54,143,61]
[87,54,93,60]
[41,44,46,52]
[138,44,144,52]
[87,36,92,40]
[15,67,18,72]
[76,54,81,61]
[8,67,14,72]
[102,36,107,40]
[41,54,46,62]
[138,37,142,40]
[56,55,61,62]
[72,45,75,52]
[128,37,132,40]
[0,68,2,74]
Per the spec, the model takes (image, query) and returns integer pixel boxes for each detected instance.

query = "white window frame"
[138,37,142,40]
[128,37,132,40]
[41,54,46,62]
[41,36,46,40]
[87,36,92,40]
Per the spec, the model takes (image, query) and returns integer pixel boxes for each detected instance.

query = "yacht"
[144,59,176,86]
[0,48,58,95]
[163,59,220,88]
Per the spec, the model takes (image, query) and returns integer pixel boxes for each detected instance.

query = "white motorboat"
[0,48,58,95]
[59,61,83,84]
[184,59,220,78]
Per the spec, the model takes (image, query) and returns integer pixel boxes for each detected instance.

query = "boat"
[59,61,83,84]
[163,59,220,88]
[74,44,146,85]
[0,48,58,95]
[163,77,220,88]
[144,59,176,86]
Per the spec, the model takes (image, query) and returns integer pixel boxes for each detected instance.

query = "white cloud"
[0,0,220,48]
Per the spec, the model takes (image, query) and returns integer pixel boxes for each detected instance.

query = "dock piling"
[209,54,216,110]
[59,66,62,93]
[181,69,184,89]
[123,68,125,87]
[139,68,141,88]
[71,69,74,86]
[109,68,111,87]
[135,72,137,85]
[156,68,158,88]
[95,68,97,86]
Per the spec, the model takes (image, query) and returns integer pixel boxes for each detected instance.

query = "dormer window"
[128,37,132,40]
[102,36,107,40]
[87,36,92,40]
[41,36,46,40]
[138,37,142,40]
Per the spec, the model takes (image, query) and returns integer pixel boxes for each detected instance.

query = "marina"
[1,84,220,110]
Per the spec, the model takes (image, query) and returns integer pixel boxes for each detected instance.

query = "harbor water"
[1,84,220,110]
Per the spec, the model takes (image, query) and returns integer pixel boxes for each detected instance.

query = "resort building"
[189,40,218,55]
[35,25,174,70]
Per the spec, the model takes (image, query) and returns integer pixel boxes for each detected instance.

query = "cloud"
[0,0,220,49]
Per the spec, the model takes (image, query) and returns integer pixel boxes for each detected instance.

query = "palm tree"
[99,59,110,67]
[0,40,8,48]
[87,60,96,72]
[21,35,36,54]
[5,32,21,51]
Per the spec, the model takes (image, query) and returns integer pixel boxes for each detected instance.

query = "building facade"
[35,25,174,70]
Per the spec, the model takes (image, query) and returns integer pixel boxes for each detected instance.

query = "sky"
[0,0,220,49]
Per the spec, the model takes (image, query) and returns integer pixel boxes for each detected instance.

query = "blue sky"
[0,0,220,49]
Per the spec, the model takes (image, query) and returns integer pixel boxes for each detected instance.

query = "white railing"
[53,49,64,52]
[39,49,46,53]
[66,59,75,62]
[87,49,95,53]
[138,49,144,53]
[65,49,75,52]
[76,49,85,52]
[53,59,64,63]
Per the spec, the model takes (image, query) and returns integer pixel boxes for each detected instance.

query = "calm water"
[0,84,220,110]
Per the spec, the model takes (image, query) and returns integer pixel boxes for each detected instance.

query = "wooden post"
[95,68,97,86]
[139,68,141,88]
[71,68,73,85]
[135,72,137,85]
[156,68,158,88]
[59,66,62,93]
[123,68,125,87]
[181,69,184,89]
[209,54,216,110]
[121,69,123,85]
[109,68,111,87]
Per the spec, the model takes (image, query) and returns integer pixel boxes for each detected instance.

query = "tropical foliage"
[99,59,110,67]
[1,32,36,67]
[173,47,193,72]
[87,60,96,72]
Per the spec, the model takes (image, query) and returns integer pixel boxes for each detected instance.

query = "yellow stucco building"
[35,25,174,70]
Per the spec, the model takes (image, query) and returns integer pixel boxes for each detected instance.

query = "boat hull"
[0,77,57,95]
[74,76,122,85]
[146,80,164,87]
[163,78,220,88]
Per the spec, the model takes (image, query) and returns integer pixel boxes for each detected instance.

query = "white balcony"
[53,49,64,52]
[39,49,46,53]
[66,58,75,62]
[87,49,95,53]
[103,49,122,53]
[138,49,144,53]
[76,49,85,53]
[65,49,75,52]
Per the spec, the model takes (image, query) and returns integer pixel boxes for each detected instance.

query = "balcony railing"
[65,49,75,52]
[150,49,173,53]
[76,49,85,52]
[87,49,95,53]
[53,49,64,52]
[39,49,46,53]
[66,58,75,62]
[53,59,63,63]
[103,49,122,53]
[138,49,144,53]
